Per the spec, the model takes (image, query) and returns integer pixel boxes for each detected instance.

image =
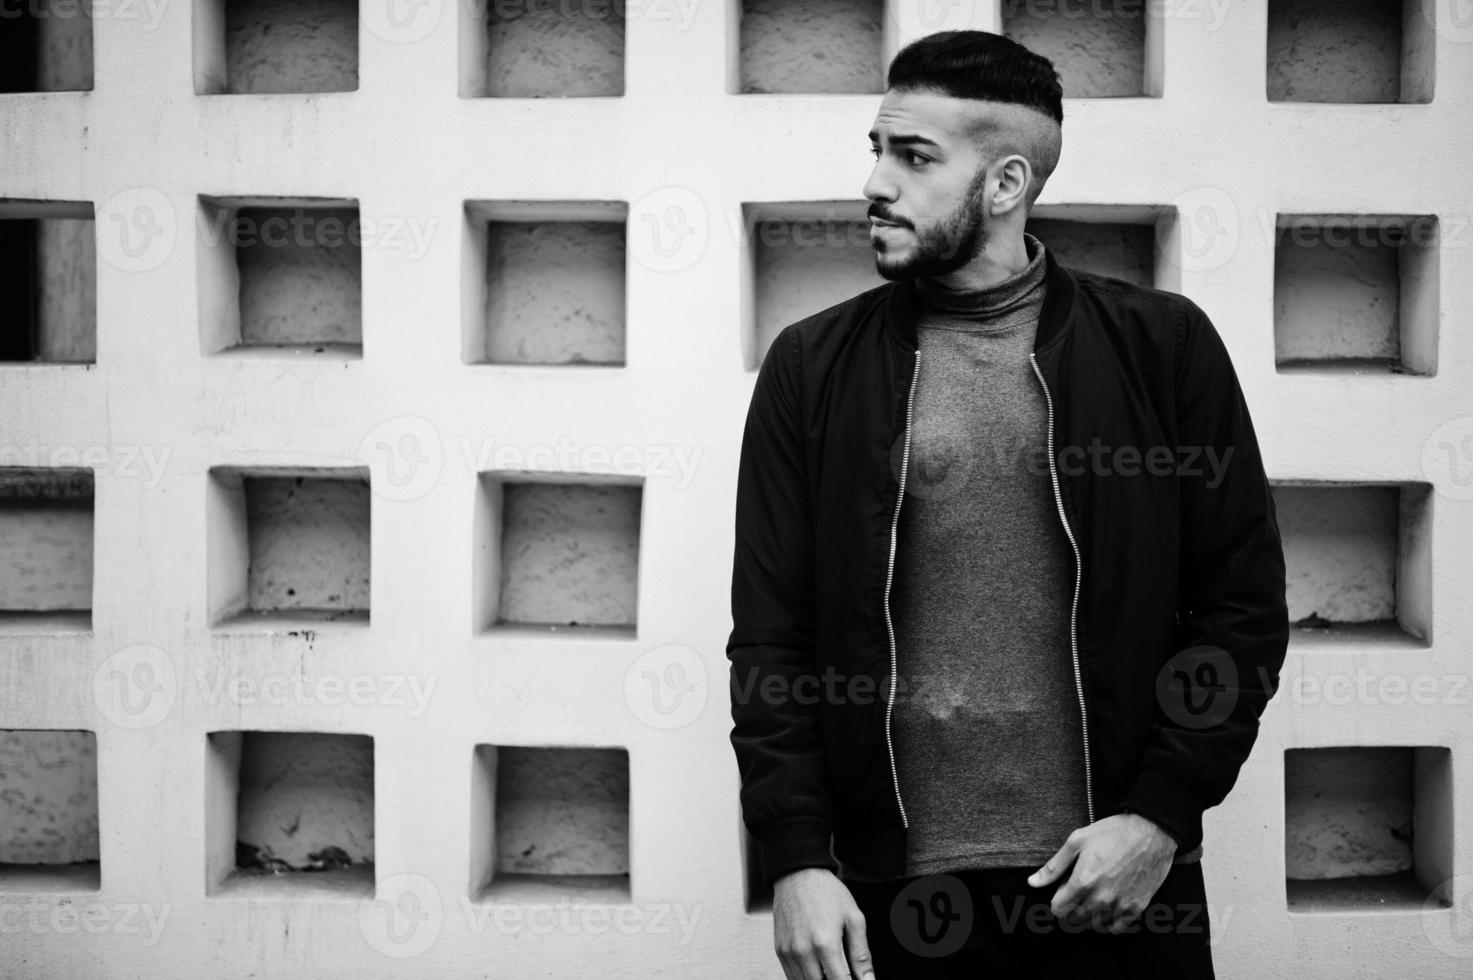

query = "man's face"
[864,87,994,281]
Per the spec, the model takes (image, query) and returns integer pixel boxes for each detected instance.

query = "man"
[726,30,1288,979]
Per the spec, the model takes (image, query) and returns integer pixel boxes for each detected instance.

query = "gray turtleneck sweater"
[856,233,1092,879]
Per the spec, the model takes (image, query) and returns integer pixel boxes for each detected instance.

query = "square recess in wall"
[1274,215,1438,375]
[742,202,884,371]
[733,0,883,94]
[207,467,371,631]
[194,0,358,94]
[1272,481,1432,648]
[742,825,773,912]
[0,468,94,633]
[460,0,624,97]
[0,0,93,92]
[0,201,96,364]
[1267,0,1435,104]
[207,731,375,898]
[0,730,100,891]
[1004,0,1162,97]
[1285,746,1452,911]
[1027,204,1170,288]
[471,745,630,901]
[473,474,642,637]
[198,197,363,358]
[463,202,628,366]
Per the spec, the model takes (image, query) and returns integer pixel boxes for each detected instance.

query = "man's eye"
[906,152,929,166]
[868,146,881,159]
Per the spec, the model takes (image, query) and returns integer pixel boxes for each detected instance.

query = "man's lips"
[869,216,907,229]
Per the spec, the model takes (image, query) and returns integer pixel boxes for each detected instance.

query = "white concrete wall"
[1,0,1472,977]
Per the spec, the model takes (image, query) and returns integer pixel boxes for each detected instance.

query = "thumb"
[1028,834,1081,888]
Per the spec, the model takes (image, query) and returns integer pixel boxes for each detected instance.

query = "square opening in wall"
[0,468,94,632]
[734,0,883,94]
[0,0,93,92]
[473,475,641,636]
[1272,482,1432,647]
[464,202,627,366]
[194,0,358,95]
[743,825,772,913]
[0,730,100,891]
[1285,746,1452,911]
[471,745,630,901]
[1004,0,1161,97]
[198,197,362,358]
[0,202,97,364]
[207,467,371,630]
[1274,215,1439,375]
[207,731,375,898]
[460,0,624,97]
[742,202,883,371]
[1027,205,1166,288]
[1267,0,1435,104]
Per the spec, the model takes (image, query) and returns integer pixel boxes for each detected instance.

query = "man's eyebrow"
[867,131,942,148]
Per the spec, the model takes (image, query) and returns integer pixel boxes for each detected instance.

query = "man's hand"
[1026,813,1178,935]
[772,868,875,980]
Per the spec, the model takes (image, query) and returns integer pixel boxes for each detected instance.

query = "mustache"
[867,204,911,228]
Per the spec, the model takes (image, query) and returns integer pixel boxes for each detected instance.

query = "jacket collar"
[883,247,1078,355]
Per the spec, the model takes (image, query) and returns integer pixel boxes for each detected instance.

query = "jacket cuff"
[1119,766,1207,854]
[757,816,839,887]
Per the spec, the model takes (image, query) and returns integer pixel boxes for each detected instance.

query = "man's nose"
[862,161,896,204]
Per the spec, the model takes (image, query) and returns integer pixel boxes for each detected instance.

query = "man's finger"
[1028,834,1082,888]
[794,948,825,980]
[818,943,851,980]
[775,948,805,980]
[845,913,876,980]
[1049,867,1091,921]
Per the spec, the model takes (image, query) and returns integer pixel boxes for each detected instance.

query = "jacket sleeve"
[1118,298,1290,853]
[726,325,839,886]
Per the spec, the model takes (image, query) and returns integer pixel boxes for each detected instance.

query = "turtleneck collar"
[913,232,1048,320]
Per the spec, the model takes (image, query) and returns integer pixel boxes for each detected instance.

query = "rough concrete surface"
[497,482,641,627]
[245,476,370,613]
[484,221,626,364]
[235,731,374,868]
[1005,0,1146,98]
[740,0,883,94]
[494,746,629,876]
[0,730,98,864]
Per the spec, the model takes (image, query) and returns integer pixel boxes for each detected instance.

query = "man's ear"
[990,154,1034,217]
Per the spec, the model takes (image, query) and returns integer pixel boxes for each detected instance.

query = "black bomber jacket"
[726,249,1290,886]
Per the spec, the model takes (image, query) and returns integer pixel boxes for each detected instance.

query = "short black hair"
[886,30,1063,124]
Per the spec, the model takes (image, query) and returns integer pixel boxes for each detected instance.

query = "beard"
[869,168,990,281]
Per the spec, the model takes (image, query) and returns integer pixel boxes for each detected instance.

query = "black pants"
[844,861,1215,979]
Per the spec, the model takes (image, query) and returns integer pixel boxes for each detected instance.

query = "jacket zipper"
[883,349,921,828]
[1028,352,1096,824]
